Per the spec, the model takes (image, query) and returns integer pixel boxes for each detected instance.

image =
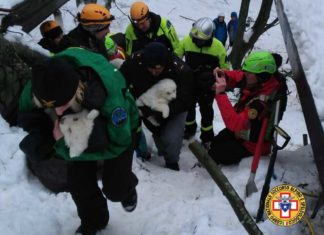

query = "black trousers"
[208,128,252,165]
[185,92,215,142]
[67,144,138,230]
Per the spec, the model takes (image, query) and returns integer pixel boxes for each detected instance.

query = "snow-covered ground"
[0,0,323,234]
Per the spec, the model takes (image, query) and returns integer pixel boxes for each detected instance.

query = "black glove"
[18,110,56,161]
[140,106,165,124]
[19,130,55,161]
[17,109,53,132]
[139,106,166,135]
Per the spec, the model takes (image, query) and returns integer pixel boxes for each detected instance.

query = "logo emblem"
[265,184,306,226]
[40,99,56,108]
[248,108,258,119]
[111,107,128,127]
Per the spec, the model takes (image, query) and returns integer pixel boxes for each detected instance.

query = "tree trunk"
[229,0,250,69]
[0,35,47,125]
[189,141,263,235]
[229,0,274,69]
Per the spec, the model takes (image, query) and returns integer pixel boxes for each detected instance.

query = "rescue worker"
[209,51,283,165]
[125,1,180,159]
[104,35,126,61]
[125,1,179,56]
[175,17,229,146]
[18,47,139,235]
[63,3,115,59]
[120,42,194,171]
[38,20,64,54]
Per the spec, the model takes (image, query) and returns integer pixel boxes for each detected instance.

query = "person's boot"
[75,225,105,235]
[184,123,197,140]
[165,162,180,171]
[200,129,214,150]
[200,129,214,143]
[121,189,137,212]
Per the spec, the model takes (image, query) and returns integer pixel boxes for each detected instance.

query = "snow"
[0,0,323,235]
[0,0,23,8]
[284,0,324,121]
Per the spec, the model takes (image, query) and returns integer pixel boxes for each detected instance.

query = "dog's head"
[59,109,99,136]
[156,79,177,102]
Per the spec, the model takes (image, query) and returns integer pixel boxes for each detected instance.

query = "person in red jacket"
[209,51,283,165]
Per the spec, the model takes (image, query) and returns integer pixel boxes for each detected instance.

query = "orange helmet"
[130,2,149,23]
[78,3,115,25]
[40,20,59,37]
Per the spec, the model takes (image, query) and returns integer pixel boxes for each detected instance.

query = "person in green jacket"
[18,47,139,235]
[175,17,229,147]
[125,1,179,57]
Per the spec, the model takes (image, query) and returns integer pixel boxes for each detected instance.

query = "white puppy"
[59,109,99,158]
[136,79,177,125]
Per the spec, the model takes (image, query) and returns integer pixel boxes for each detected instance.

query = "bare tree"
[76,0,115,9]
[229,0,279,69]
[76,0,97,7]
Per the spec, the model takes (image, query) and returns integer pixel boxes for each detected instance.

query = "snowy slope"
[0,0,323,235]
[284,0,324,120]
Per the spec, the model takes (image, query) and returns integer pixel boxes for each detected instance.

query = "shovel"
[245,117,269,197]
[256,125,290,222]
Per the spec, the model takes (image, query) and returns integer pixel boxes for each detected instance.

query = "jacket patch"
[111,107,128,127]
[248,108,258,119]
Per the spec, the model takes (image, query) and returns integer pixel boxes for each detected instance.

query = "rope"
[303,214,316,235]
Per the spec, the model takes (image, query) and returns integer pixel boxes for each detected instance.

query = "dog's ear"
[87,109,100,120]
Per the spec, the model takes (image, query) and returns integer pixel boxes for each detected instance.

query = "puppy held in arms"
[59,109,99,158]
[136,79,177,126]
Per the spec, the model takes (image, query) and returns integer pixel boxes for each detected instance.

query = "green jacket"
[19,48,139,161]
[125,12,179,56]
[175,35,229,70]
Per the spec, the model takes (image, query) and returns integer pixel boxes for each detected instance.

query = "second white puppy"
[136,79,177,123]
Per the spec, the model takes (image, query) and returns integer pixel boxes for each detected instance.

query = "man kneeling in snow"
[208,51,286,165]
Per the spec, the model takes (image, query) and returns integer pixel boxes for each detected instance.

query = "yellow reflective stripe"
[185,120,196,126]
[201,125,213,131]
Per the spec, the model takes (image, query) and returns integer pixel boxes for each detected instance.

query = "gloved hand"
[138,106,164,124]
[139,106,166,135]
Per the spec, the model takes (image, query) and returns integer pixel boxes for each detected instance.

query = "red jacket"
[215,70,281,154]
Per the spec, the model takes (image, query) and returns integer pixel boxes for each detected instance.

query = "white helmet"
[190,17,215,41]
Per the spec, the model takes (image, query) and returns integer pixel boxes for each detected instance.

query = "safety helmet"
[78,3,115,25]
[130,1,149,23]
[190,17,215,41]
[40,20,63,39]
[242,51,277,74]
[40,20,59,37]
